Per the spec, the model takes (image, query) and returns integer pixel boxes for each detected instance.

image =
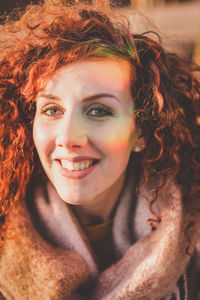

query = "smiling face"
[33,58,137,219]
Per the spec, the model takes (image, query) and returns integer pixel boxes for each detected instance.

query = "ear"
[132,128,146,152]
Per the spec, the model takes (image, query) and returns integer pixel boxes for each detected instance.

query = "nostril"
[71,144,82,149]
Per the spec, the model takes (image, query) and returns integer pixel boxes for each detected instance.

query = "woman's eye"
[87,105,113,118]
[41,107,63,116]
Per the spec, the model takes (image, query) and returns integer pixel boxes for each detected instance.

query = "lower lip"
[58,161,98,179]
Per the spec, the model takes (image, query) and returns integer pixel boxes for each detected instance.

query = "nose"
[55,111,88,150]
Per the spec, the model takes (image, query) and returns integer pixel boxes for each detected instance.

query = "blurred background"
[0,0,200,64]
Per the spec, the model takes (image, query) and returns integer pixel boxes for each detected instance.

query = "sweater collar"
[1,175,199,300]
[33,174,200,299]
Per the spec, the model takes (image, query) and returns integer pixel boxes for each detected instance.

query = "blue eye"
[47,109,60,115]
[87,104,113,117]
[42,106,63,116]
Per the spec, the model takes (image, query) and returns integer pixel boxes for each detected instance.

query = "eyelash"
[41,106,63,116]
[86,104,113,118]
[40,104,113,118]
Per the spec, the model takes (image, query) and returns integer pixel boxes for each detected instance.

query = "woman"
[0,2,200,299]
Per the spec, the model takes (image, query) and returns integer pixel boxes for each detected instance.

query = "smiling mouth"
[60,159,99,171]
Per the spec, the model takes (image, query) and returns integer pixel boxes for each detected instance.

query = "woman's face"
[33,58,137,210]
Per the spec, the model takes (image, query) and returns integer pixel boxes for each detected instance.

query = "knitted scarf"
[0,175,199,299]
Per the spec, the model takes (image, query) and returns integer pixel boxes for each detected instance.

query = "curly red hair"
[0,2,200,241]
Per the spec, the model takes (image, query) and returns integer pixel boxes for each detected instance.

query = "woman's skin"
[33,58,142,225]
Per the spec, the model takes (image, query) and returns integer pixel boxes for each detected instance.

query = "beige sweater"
[0,176,199,300]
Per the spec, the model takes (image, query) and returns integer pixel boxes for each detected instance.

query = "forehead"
[44,58,133,96]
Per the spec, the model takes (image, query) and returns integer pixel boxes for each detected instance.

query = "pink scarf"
[0,175,199,299]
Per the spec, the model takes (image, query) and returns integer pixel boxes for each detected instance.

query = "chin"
[56,188,88,206]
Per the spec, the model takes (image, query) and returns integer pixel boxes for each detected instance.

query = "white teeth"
[60,160,94,171]
[74,162,80,171]
[84,161,90,169]
[80,162,85,170]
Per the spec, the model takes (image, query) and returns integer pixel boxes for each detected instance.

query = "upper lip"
[54,156,100,162]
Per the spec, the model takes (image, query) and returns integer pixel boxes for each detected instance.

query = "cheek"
[33,118,54,159]
[95,118,135,153]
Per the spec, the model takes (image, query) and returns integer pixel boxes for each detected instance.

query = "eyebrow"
[38,93,120,102]
[38,94,60,101]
